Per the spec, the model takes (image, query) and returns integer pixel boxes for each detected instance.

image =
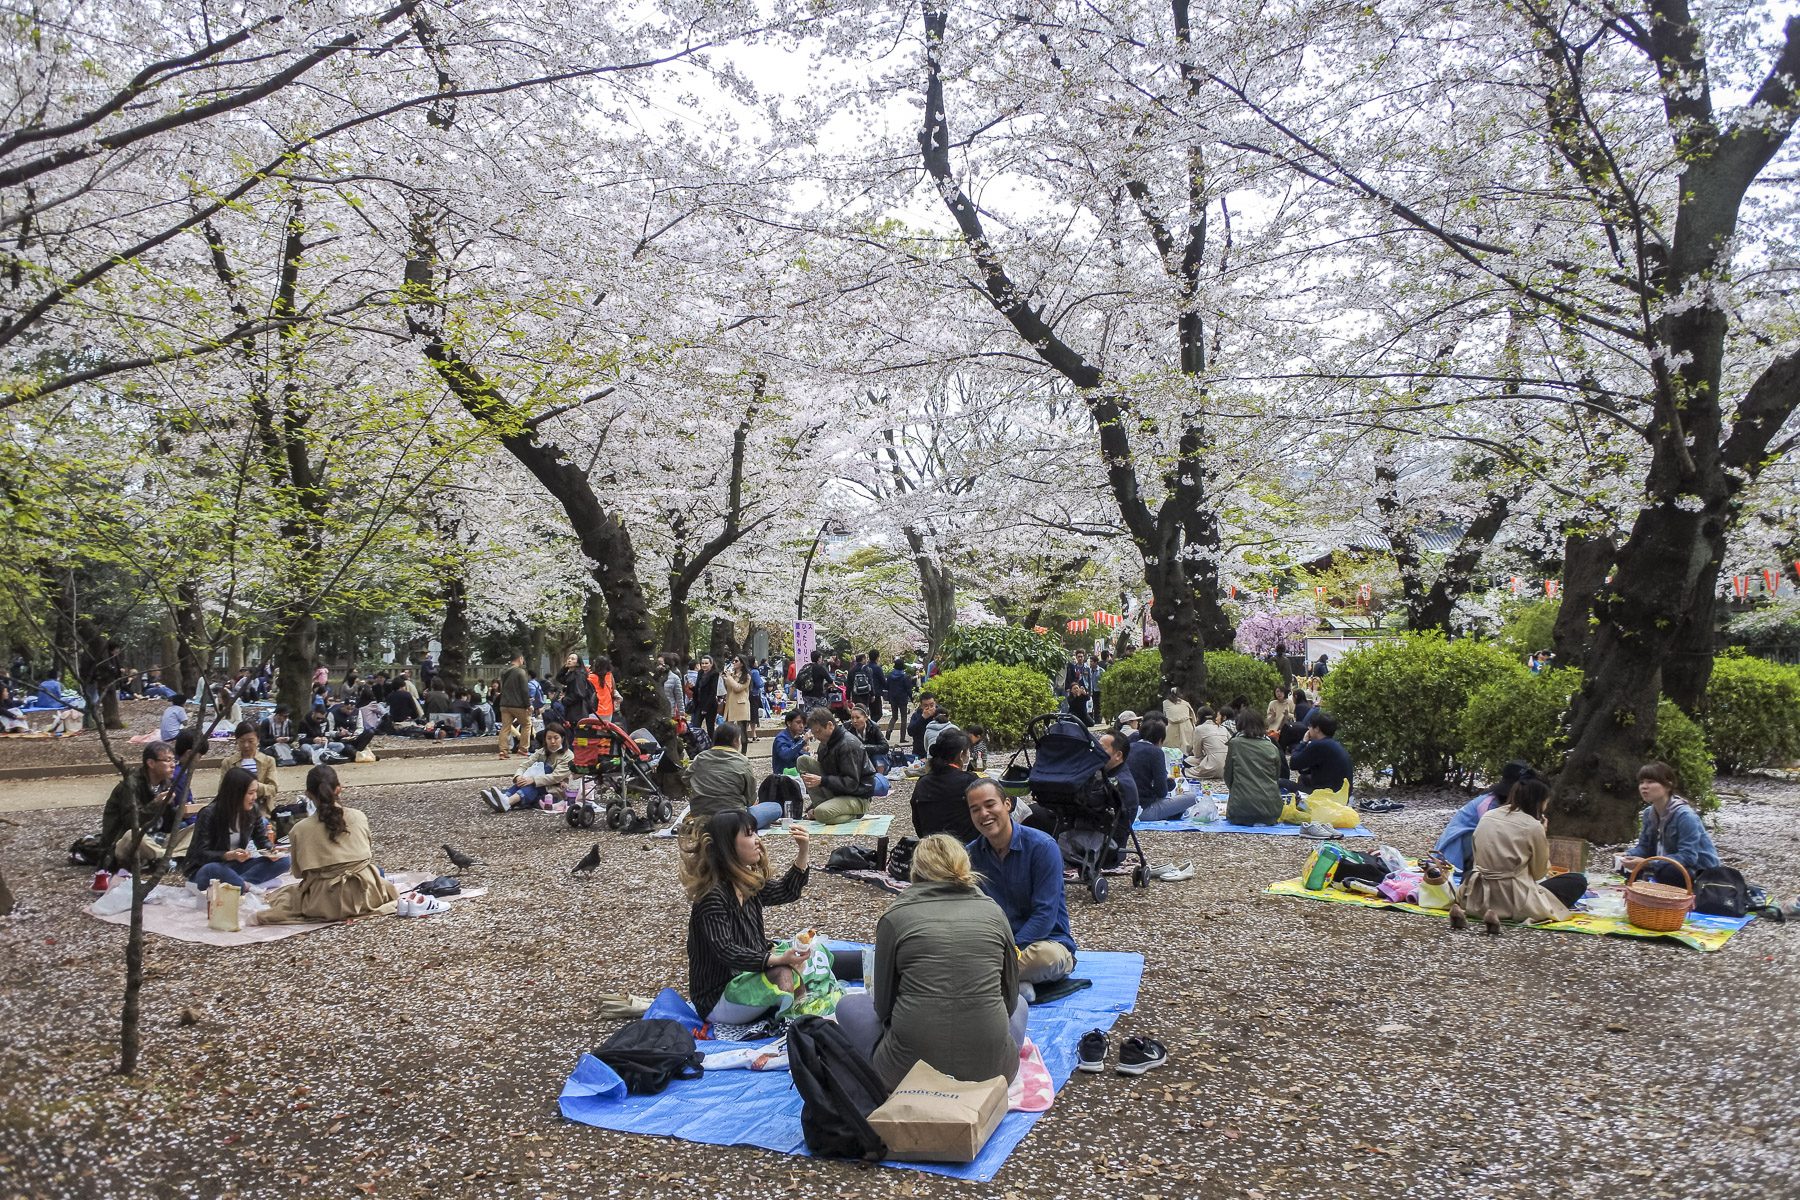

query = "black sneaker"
[1077,1030,1108,1073]
[1116,1036,1168,1075]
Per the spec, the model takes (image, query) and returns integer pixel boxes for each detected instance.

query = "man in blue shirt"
[1290,710,1353,795]
[965,778,1075,987]
[883,658,914,741]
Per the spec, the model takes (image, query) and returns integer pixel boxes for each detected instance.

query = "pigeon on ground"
[572,843,601,877]
[443,843,478,870]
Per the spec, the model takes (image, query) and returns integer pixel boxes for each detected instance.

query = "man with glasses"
[98,742,180,870]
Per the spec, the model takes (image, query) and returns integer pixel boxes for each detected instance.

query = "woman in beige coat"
[1187,705,1230,778]
[257,765,398,924]
[1161,688,1196,759]
[722,657,752,726]
[1450,777,1588,935]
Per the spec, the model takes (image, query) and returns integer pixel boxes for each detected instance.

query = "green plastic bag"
[719,935,843,1020]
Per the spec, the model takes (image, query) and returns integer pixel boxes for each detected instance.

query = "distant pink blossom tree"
[1234,611,1313,658]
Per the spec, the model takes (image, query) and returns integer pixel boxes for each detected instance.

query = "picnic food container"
[1624,856,1693,931]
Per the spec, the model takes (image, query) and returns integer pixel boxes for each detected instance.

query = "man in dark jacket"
[796,651,831,706]
[883,657,913,740]
[1290,710,1353,795]
[1099,729,1141,865]
[848,650,882,722]
[798,709,874,824]
[99,742,178,869]
[1125,713,1172,809]
[497,652,533,757]
[906,692,943,759]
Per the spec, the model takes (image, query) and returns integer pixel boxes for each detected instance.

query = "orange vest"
[593,671,614,718]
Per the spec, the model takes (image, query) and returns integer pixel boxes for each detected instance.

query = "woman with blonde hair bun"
[836,833,1028,1089]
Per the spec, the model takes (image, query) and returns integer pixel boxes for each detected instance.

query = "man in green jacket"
[497,652,533,758]
[99,742,178,869]
[1222,719,1284,825]
[681,722,781,828]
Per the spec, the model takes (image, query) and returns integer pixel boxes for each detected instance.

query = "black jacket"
[557,667,595,719]
[910,766,979,841]
[815,725,875,798]
[181,800,274,872]
[847,720,890,758]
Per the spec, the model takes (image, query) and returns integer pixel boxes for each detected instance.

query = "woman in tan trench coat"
[257,764,398,924]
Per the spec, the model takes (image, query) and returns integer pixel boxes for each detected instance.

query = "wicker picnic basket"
[1624,856,1693,932]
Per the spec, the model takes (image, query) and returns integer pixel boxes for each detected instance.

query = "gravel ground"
[1,767,1796,1200]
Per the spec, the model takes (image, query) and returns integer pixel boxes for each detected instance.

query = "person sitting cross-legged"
[257,764,400,923]
[1621,760,1721,886]
[182,765,292,892]
[797,708,874,824]
[836,834,1028,1091]
[481,724,573,812]
[1130,714,1189,821]
[965,778,1076,993]
[682,810,813,1026]
[1288,709,1352,796]
[683,721,782,829]
[844,704,892,773]
[770,708,808,776]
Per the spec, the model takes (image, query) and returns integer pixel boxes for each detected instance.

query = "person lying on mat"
[910,728,980,841]
[965,779,1076,990]
[257,765,399,924]
[1222,716,1283,825]
[482,724,573,812]
[770,707,808,776]
[797,709,875,824]
[1126,714,1175,815]
[681,809,813,1025]
[844,704,892,773]
[182,766,292,892]
[1288,710,1352,796]
[1448,776,1587,935]
[837,834,1027,1090]
[683,721,782,829]
[1621,760,1720,884]
[1434,760,1534,875]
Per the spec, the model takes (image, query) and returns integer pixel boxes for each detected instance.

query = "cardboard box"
[866,1061,1006,1163]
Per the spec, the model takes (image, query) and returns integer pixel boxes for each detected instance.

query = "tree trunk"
[1552,531,1615,670]
[175,579,205,696]
[1145,556,1208,703]
[709,617,740,663]
[903,527,957,659]
[273,609,317,717]
[228,635,245,672]
[160,612,179,679]
[0,856,13,916]
[437,578,468,690]
[1661,524,1726,713]
[1553,502,1717,841]
[583,591,609,665]
[664,578,692,661]
[119,873,147,1074]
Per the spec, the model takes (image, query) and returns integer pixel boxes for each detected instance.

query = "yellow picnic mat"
[766,815,894,839]
[1264,875,1753,952]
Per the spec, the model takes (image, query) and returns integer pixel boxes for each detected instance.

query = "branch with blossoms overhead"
[1233,610,1316,659]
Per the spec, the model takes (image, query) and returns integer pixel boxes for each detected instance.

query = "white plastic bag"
[1376,845,1410,876]
[92,874,136,915]
[1184,794,1219,824]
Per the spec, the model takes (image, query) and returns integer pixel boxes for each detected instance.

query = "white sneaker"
[397,891,450,918]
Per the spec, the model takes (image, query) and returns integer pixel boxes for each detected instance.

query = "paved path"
[0,754,517,815]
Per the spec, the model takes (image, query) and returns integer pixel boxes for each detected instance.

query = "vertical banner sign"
[1358,584,1372,605]
[793,620,816,665]
[1733,576,1750,599]
[1510,576,1521,595]
[1763,568,1779,593]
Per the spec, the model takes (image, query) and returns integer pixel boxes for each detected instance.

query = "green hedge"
[938,626,1066,680]
[1096,648,1280,720]
[1459,666,1578,779]
[1653,699,1717,811]
[926,663,1058,750]
[1704,652,1800,773]
[1495,597,1560,661]
[1319,633,1517,784]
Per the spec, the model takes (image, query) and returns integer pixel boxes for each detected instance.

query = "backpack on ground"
[785,1016,889,1160]
[594,1018,704,1095]
[886,835,919,882]
[1692,866,1750,918]
[758,772,805,819]
[67,834,106,867]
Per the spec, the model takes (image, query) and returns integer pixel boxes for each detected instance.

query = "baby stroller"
[1019,713,1150,902]
[567,717,673,832]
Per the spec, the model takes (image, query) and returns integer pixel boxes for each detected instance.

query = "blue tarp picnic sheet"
[558,946,1145,1181]
[1134,816,1373,837]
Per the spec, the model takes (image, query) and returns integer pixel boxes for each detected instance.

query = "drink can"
[91,869,111,892]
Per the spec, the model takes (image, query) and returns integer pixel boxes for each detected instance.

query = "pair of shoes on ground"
[480,786,511,813]
[397,891,450,917]
[1447,904,1503,936]
[1299,822,1344,839]
[1078,1029,1168,1075]
[1148,862,1194,882]
[1357,797,1404,813]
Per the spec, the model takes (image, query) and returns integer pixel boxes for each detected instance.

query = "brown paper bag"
[206,881,241,932]
[866,1061,1007,1163]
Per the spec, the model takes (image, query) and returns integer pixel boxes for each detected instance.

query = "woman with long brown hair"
[681,808,812,1024]
[256,764,399,924]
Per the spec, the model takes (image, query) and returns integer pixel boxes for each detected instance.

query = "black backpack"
[758,773,805,819]
[1692,866,1750,918]
[785,1016,888,1160]
[850,666,874,698]
[68,834,106,867]
[800,663,828,695]
[594,1018,704,1095]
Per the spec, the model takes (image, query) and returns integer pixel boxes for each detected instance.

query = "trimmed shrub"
[1495,598,1561,662]
[938,626,1066,680]
[1459,667,1579,779]
[1319,633,1517,784]
[1652,699,1717,811]
[1096,648,1281,721]
[1703,652,1800,773]
[1200,651,1282,712]
[1097,648,1163,719]
[926,663,1057,750]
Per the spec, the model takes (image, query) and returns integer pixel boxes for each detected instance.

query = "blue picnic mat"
[558,946,1145,1181]
[1135,816,1373,837]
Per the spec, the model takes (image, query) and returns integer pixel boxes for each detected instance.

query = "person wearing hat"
[1115,710,1141,738]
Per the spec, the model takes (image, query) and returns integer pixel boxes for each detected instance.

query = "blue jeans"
[191,856,290,890]
[505,784,548,809]
[1138,794,1192,822]
[748,801,782,829]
